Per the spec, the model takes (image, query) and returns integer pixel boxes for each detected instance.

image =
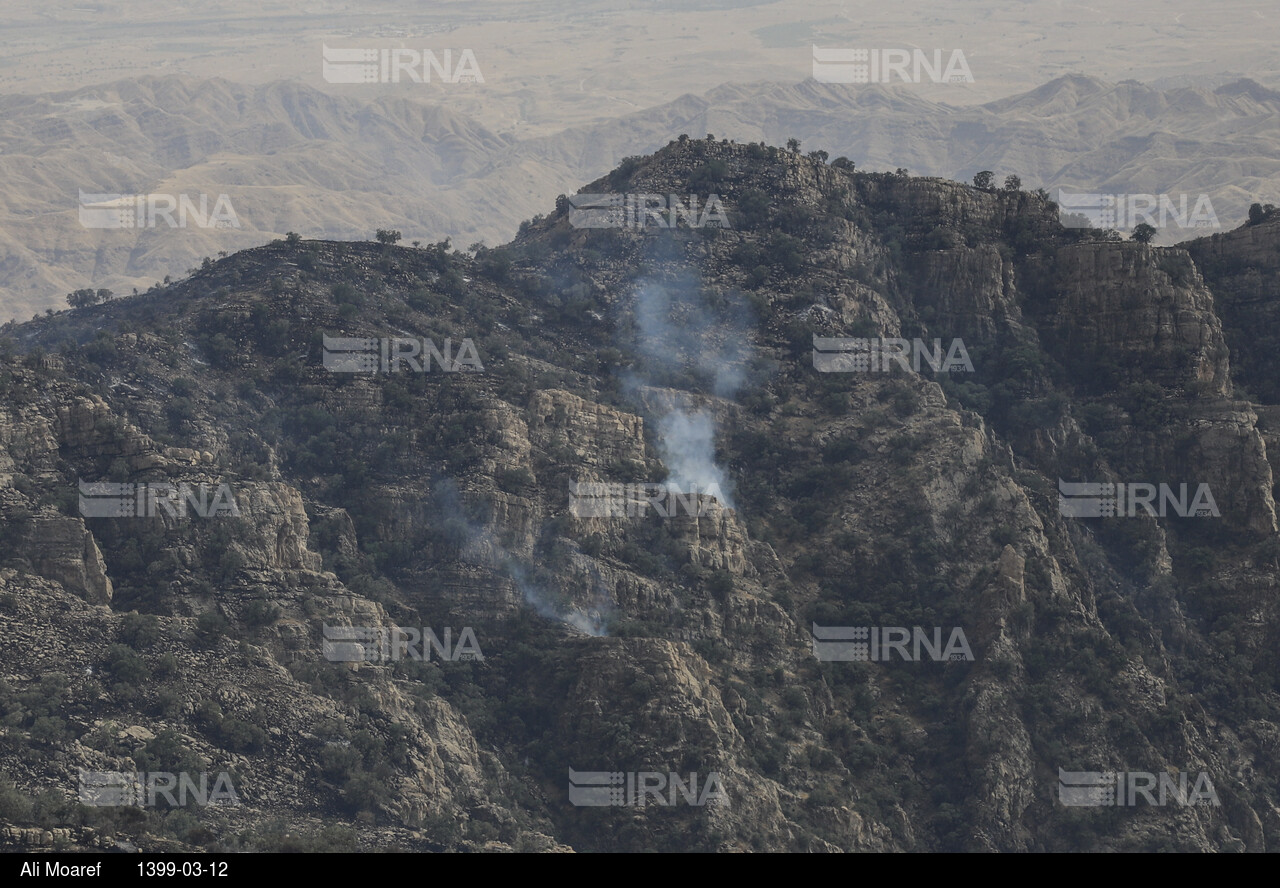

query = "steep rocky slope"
[0,137,1278,851]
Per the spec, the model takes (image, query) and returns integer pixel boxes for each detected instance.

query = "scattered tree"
[1131,222,1157,244]
[786,138,801,152]
[973,171,995,190]
[1247,203,1277,225]
[1003,175,1021,191]
[66,289,100,309]
[375,229,402,246]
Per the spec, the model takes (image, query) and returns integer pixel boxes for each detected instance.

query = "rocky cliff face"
[1,137,1278,852]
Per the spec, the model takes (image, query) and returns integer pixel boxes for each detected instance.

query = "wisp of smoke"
[432,478,609,636]
[506,558,608,637]
[624,258,752,511]
[655,410,733,507]
[631,277,749,399]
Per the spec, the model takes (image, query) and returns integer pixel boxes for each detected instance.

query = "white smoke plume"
[655,410,729,500]
[433,479,609,635]
[505,558,608,637]
[624,267,753,509]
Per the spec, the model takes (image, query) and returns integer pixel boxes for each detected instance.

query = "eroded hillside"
[1,137,1278,851]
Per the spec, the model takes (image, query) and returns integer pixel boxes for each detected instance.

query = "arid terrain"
[4,73,1280,323]
[1,0,1279,856]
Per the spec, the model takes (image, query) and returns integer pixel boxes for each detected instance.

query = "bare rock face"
[910,244,1021,340]
[528,390,647,468]
[1043,242,1230,395]
[664,499,753,574]
[55,395,159,466]
[1186,219,1280,387]
[230,482,325,574]
[554,637,796,851]
[20,515,114,604]
[1174,402,1278,537]
[0,411,59,487]
[1010,239,1278,538]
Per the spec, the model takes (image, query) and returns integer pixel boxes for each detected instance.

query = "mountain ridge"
[6,73,1280,322]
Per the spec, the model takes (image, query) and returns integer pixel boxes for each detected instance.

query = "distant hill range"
[4,72,1280,321]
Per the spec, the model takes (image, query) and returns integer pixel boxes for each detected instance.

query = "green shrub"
[30,716,68,744]
[244,600,282,628]
[119,612,162,649]
[496,466,535,493]
[218,718,267,753]
[195,610,229,648]
[0,772,33,821]
[104,643,151,683]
